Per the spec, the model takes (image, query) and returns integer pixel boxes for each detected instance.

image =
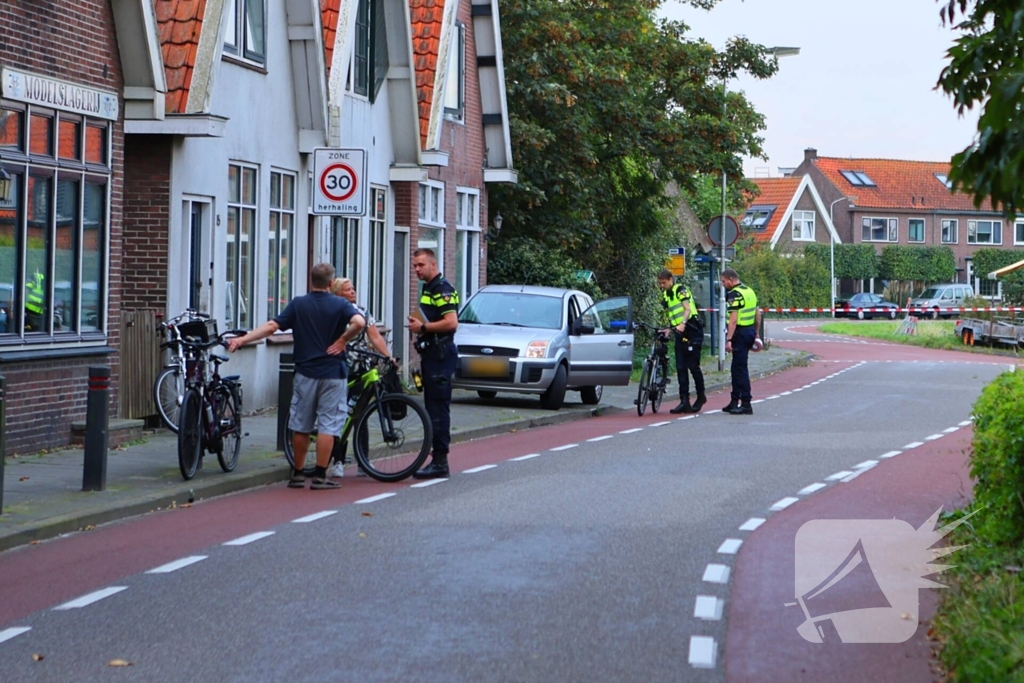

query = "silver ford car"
[452,285,634,410]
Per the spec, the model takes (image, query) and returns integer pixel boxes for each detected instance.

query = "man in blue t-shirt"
[227,263,364,489]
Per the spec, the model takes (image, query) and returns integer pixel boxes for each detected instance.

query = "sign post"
[312,148,367,216]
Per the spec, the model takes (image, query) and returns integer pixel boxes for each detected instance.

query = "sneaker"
[310,477,342,490]
[328,461,346,478]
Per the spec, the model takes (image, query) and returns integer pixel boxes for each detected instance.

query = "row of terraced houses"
[0,0,515,453]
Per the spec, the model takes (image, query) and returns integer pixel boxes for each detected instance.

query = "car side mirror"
[573,319,595,335]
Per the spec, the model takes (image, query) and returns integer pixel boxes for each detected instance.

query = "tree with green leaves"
[938,0,1024,214]
[488,0,779,320]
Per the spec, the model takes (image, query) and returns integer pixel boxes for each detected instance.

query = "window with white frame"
[455,189,480,299]
[267,171,294,321]
[908,218,925,243]
[968,219,1002,245]
[367,187,387,321]
[224,0,266,65]
[349,0,388,102]
[419,181,444,227]
[443,21,465,119]
[941,219,957,244]
[978,277,1002,299]
[1015,221,1024,245]
[861,217,897,242]
[331,216,359,285]
[0,102,110,339]
[791,210,814,241]
[226,163,257,330]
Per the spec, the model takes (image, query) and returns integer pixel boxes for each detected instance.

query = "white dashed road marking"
[717,539,743,554]
[223,531,275,546]
[739,518,765,531]
[924,434,944,441]
[943,427,960,434]
[0,627,31,645]
[586,435,614,442]
[650,421,671,427]
[146,556,208,574]
[703,564,731,584]
[879,450,902,459]
[694,596,724,621]
[291,510,338,523]
[826,471,854,481]
[853,460,878,469]
[509,453,541,462]
[769,497,799,511]
[355,493,398,503]
[959,420,973,427]
[620,428,644,434]
[53,587,127,610]
[797,483,826,495]
[462,465,497,474]
[903,442,924,449]
[410,478,447,487]
[688,635,717,669]
[550,444,578,451]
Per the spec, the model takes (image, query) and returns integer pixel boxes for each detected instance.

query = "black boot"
[722,399,738,413]
[729,400,753,415]
[691,393,707,413]
[413,456,450,479]
[670,395,692,414]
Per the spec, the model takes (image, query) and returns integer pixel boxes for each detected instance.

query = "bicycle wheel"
[353,394,431,482]
[177,388,203,480]
[650,363,664,413]
[636,361,651,416]
[215,384,242,472]
[154,366,184,433]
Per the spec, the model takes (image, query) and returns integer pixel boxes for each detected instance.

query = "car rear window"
[460,292,563,330]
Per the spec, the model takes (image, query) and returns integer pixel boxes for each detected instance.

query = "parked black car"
[835,293,899,320]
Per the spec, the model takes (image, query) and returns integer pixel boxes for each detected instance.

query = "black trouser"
[421,341,457,462]
[674,333,704,398]
[731,325,757,401]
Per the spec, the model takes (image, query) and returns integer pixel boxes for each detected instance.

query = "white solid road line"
[797,483,827,495]
[853,460,878,469]
[0,627,31,645]
[462,464,497,474]
[53,586,128,610]
[509,453,541,462]
[879,450,902,459]
[550,444,578,451]
[688,635,717,669]
[694,596,724,621]
[410,478,447,487]
[739,518,765,531]
[146,555,208,574]
[586,435,614,442]
[903,442,924,449]
[769,497,799,511]
[291,510,339,523]
[702,564,730,584]
[717,539,743,554]
[355,493,398,503]
[223,531,275,546]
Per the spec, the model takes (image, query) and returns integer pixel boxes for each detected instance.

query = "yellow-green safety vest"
[25,272,44,314]
[662,284,696,327]
[730,283,758,327]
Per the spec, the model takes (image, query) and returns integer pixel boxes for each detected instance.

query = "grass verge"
[817,320,985,352]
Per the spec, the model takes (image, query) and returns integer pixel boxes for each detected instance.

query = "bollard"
[276,353,294,451]
[0,376,5,515]
[82,366,110,492]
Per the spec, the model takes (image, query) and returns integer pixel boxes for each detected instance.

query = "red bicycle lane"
[0,358,851,627]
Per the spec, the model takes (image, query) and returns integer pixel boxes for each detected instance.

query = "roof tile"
[811,157,995,212]
[321,0,340,81]
[744,177,802,243]
[410,0,446,147]
[156,0,208,114]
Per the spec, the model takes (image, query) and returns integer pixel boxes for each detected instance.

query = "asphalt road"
[0,322,1012,682]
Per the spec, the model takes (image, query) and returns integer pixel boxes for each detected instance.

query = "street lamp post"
[828,196,847,318]
[717,45,800,371]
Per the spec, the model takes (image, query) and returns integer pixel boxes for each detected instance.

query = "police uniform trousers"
[674,331,705,398]
[730,325,757,401]
[422,340,458,461]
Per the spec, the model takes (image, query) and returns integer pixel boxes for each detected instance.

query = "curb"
[0,351,809,554]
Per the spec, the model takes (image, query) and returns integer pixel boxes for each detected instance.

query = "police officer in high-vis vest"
[25,271,45,332]
[408,248,459,479]
[658,269,706,414]
[721,268,761,415]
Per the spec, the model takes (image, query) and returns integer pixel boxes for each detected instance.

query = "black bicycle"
[282,348,431,483]
[634,321,671,416]
[176,323,247,480]
[154,309,211,433]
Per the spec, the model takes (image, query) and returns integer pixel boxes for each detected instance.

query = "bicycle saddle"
[211,353,230,364]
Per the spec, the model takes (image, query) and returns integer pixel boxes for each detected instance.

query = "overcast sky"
[658,0,981,177]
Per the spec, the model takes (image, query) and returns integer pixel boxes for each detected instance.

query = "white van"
[909,283,974,319]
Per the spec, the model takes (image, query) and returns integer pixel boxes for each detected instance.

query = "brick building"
[0,0,125,454]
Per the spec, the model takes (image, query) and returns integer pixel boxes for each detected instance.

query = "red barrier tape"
[695,307,1024,313]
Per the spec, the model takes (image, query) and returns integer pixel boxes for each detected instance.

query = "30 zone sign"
[312,148,366,216]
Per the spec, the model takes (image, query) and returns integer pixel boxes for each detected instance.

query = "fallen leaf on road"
[84,525,96,531]
[361,512,373,517]
[30,541,39,545]
[359,533,366,538]
[107,659,133,667]
[31,653,44,662]
[19,476,29,481]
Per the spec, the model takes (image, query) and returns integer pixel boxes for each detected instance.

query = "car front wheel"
[888,309,897,320]
[477,390,497,400]
[580,385,602,405]
[856,309,865,320]
[540,364,568,410]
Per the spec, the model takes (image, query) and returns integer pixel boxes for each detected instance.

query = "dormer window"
[839,170,876,187]
[224,0,266,65]
[443,21,466,119]
[741,206,775,230]
[935,173,953,189]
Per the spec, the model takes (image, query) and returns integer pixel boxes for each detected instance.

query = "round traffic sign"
[319,163,358,203]
[707,216,739,247]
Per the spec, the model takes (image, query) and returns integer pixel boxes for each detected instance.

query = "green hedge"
[972,247,1024,305]
[804,243,878,280]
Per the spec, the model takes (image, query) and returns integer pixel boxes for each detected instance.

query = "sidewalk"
[0,346,806,553]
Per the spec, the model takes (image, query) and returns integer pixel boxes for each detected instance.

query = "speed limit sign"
[312,148,366,215]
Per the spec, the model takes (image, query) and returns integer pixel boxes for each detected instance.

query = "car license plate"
[462,357,509,379]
